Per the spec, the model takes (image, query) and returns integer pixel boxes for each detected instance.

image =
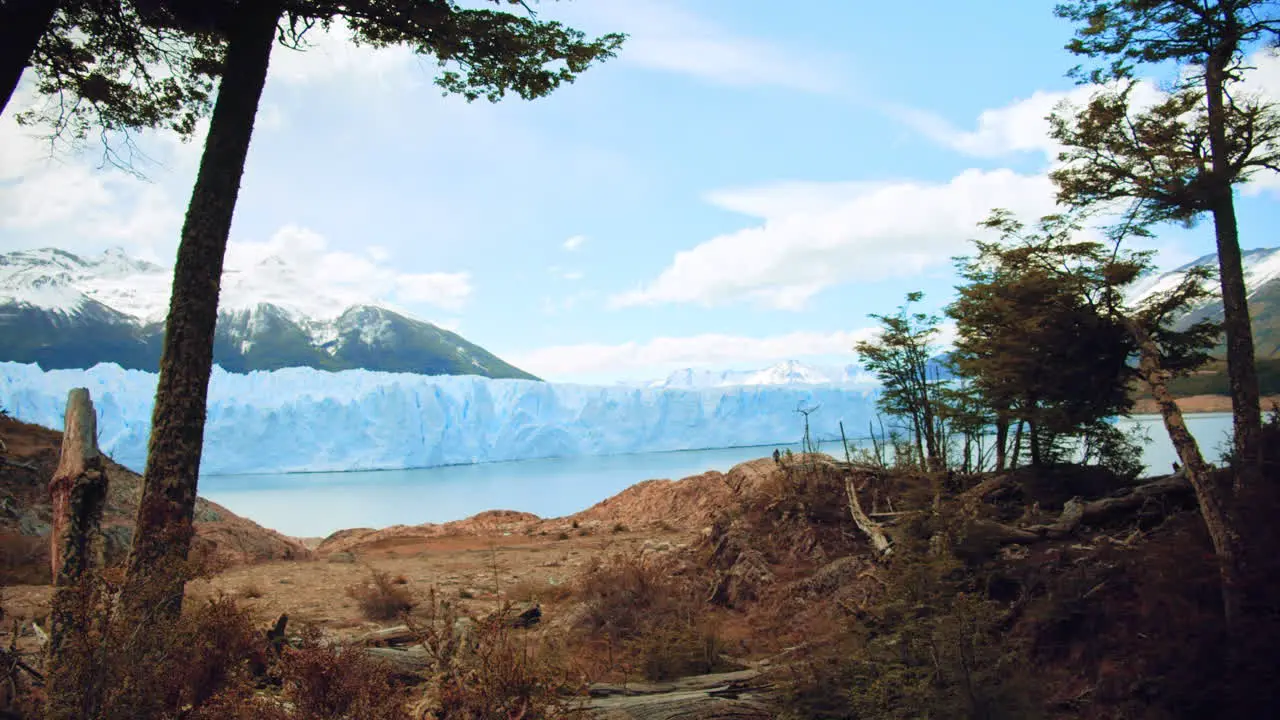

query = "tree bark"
[845,473,893,556]
[1128,317,1245,626]
[46,388,109,720]
[118,1,281,627]
[994,414,1009,473]
[0,0,59,117]
[1204,51,1262,495]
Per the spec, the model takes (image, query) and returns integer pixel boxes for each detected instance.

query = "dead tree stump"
[46,388,109,720]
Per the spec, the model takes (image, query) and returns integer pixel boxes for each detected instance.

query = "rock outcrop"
[0,415,309,582]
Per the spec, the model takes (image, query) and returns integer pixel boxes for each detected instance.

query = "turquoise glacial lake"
[199,413,1235,537]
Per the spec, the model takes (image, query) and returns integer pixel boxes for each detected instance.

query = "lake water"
[200,413,1235,538]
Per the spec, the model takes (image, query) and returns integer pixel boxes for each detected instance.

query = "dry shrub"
[276,632,412,720]
[186,628,412,720]
[774,550,1039,720]
[409,588,584,719]
[504,577,571,605]
[0,533,50,585]
[347,569,415,621]
[238,582,264,599]
[92,593,263,719]
[572,554,730,681]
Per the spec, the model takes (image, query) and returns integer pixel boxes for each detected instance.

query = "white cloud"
[0,90,192,257]
[898,49,1280,165]
[555,0,842,94]
[563,234,588,251]
[512,329,880,381]
[267,20,419,89]
[887,81,1165,161]
[222,225,472,315]
[612,169,1058,310]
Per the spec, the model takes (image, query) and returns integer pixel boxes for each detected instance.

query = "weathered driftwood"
[838,424,893,557]
[363,646,432,680]
[586,668,772,720]
[974,473,1193,546]
[844,474,893,557]
[355,624,418,647]
[45,388,109,720]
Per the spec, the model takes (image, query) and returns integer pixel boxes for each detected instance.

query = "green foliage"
[18,1,222,158]
[855,292,949,471]
[1054,1,1280,84]
[20,1,624,164]
[1049,80,1280,226]
[947,212,1139,467]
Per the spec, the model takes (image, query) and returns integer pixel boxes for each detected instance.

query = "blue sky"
[1,0,1277,383]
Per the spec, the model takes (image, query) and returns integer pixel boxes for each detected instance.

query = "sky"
[1,0,1278,384]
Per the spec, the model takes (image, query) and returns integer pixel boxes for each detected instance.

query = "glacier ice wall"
[0,362,877,475]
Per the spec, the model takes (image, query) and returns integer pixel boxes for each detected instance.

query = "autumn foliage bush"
[408,587,585,719]
[571,553,729,682]
[347,568,416,621]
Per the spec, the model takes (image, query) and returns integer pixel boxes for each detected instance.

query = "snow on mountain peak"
[645,360,873,389]
[0,245,420,327]
[1126,246,1280,308]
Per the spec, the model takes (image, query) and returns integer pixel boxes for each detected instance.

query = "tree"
[947,211,1138,470]
[0,0,61,113]
[1122,258,1246,624]
[856,292,948,471]
[5,0,221,158]
[114,1,624,637]
[1051,0,1280,491]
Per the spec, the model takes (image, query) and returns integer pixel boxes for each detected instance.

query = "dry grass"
[346,569,415,622]
[238,582,264,600]
[570,553,731,681]
[408,588,586,720]
[503,577,572,605]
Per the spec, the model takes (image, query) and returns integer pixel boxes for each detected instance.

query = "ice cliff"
[0,362,877,475]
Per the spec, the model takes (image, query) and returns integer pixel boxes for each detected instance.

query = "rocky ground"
[2,410,1265,719]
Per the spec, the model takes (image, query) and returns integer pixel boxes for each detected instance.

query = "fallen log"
[355,624,417,647]
[976,474,1192,546]
[363,646,432,681]
[839,423,892,557]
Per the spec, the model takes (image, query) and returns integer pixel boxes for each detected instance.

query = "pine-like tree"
[855,292,948,471]
[947,211,1137,469]
[1051,0,1280,491]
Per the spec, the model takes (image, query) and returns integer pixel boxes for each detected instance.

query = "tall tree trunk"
[1028,418,1041,467]
[1128,317,1244,626]
[1204,52,1262,495]
[0,0,59,116]
[46,388,108,720]
[994,413,1009,472]
[1010,420,1024,470]
[118,1,280,627]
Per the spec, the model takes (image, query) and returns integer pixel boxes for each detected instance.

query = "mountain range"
[3,245,1277,385]
[0,247,537,379]
[1127,246,1280,358]
[642,359,876,389]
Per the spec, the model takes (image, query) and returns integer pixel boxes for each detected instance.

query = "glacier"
[0,362,878,476]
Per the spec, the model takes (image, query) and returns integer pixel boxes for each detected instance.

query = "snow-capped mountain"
[1126,246,1280,357]
[642,360,877,389]
[1126,247,1280,308]
[0,247,537,379]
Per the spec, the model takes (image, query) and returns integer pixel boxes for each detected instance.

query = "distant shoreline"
[1131,394,1280,415]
